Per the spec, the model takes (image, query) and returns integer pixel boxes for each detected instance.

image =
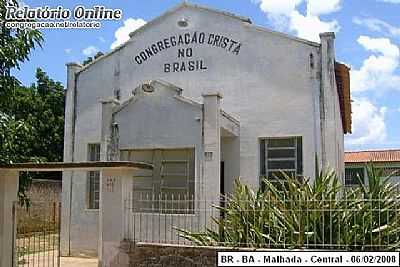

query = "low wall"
[26,179,61,202]
[125,242,217,267]
[17,180,61,233]
[112,241,285,267]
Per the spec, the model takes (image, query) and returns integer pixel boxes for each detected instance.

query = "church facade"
[61,2,351,257]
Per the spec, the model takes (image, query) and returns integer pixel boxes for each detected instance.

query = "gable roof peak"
[127,1,252,40]
[175,1,252,24]
[76,2,317,74]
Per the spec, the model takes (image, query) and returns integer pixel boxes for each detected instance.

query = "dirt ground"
[61,256,98,267]
[17,251,98,267]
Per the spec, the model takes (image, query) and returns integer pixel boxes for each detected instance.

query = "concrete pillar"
[0,170,19,267]
[319,32,337,171]
[100,99,120,162]
[202,92,222,202]
[98,169,129,267]
[98,100,123,267]
[61,62,82,256]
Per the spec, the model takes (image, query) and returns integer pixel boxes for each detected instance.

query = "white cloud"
[258,0,302,16]
[17,1,29,7]
[353,17,400,38]
[253,0,341,42]
[64,48,72,54]
[345,98,387,145]
[378,0,400,3]
[289,11,340,42]
[98,36,106,43]
[307,0,341,16]
[351,36,400,92]
[82,46,99,56]
[110,18,146,49]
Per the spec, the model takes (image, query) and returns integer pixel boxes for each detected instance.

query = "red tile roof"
[345,150,400,163]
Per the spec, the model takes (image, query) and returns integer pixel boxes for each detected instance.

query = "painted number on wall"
[106,177,116,192]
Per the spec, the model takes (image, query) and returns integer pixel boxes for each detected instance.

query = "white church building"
[60,2,351,258]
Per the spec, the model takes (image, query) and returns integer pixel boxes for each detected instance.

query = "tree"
[0,0,43,103]
[0,113,35,164]
[1,68,65,161]
[3,68,65,161]
[0,68,65,205]
[29,68,65,162]
[0,112,36,206]
[1,0,43,205]
[1,2,66,206]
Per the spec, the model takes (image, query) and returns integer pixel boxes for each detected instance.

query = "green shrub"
[179,164,400,251]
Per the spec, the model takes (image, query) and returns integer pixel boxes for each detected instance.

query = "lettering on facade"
[204,151,213,161]
[133,31,242,73]
[106,177,115,192]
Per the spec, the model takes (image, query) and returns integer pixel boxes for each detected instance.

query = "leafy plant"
[1,0,46,205]
[0,113,37,206]
[0,0,43,100]
[179,165,400,251]
[0,69,65,206]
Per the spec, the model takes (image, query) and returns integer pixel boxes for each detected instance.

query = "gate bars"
[13,201,61,267]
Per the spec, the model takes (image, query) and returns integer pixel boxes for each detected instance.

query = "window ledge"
[84,209,100,213]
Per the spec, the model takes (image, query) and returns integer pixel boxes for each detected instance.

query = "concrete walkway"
[61,256,98,267]
[17,251,98,266]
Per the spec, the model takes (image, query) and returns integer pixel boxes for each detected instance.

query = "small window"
[309,53,315,69]
[88,143,100,162]
[88,171,100,209]
[260,137,303,180]
[87,144,100,209]
[345,167,364,186]
[114,89,120,100]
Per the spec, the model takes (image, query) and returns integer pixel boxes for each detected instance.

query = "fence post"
[11,202,16,267]
[0,170,19,267]
[99,170,128,267]
[58,202,62,267]
[53,202,56,225]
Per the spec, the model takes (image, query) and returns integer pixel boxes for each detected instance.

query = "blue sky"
[13,0,400,151]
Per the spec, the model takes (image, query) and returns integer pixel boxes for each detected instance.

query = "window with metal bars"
[87,143,100,209]
[260,137,303,181]
[344,167,365,186]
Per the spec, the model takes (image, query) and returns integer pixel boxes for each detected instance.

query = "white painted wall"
[116,82,202,151]
[62,3,345,256]
[115,81,204,200]
[0,170,19,267]
[320,33,345,177]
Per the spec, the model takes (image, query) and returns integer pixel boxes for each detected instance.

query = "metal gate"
[13,201,61,267]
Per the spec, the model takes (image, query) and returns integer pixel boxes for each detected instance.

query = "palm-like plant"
[178,164,400,250]
[340,165,400,250]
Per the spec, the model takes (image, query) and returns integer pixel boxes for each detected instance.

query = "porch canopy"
[0,161,153,171]
[0,161,153,267]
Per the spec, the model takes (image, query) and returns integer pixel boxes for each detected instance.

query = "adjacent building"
[345,150,400,186]
[61,2,351,257]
